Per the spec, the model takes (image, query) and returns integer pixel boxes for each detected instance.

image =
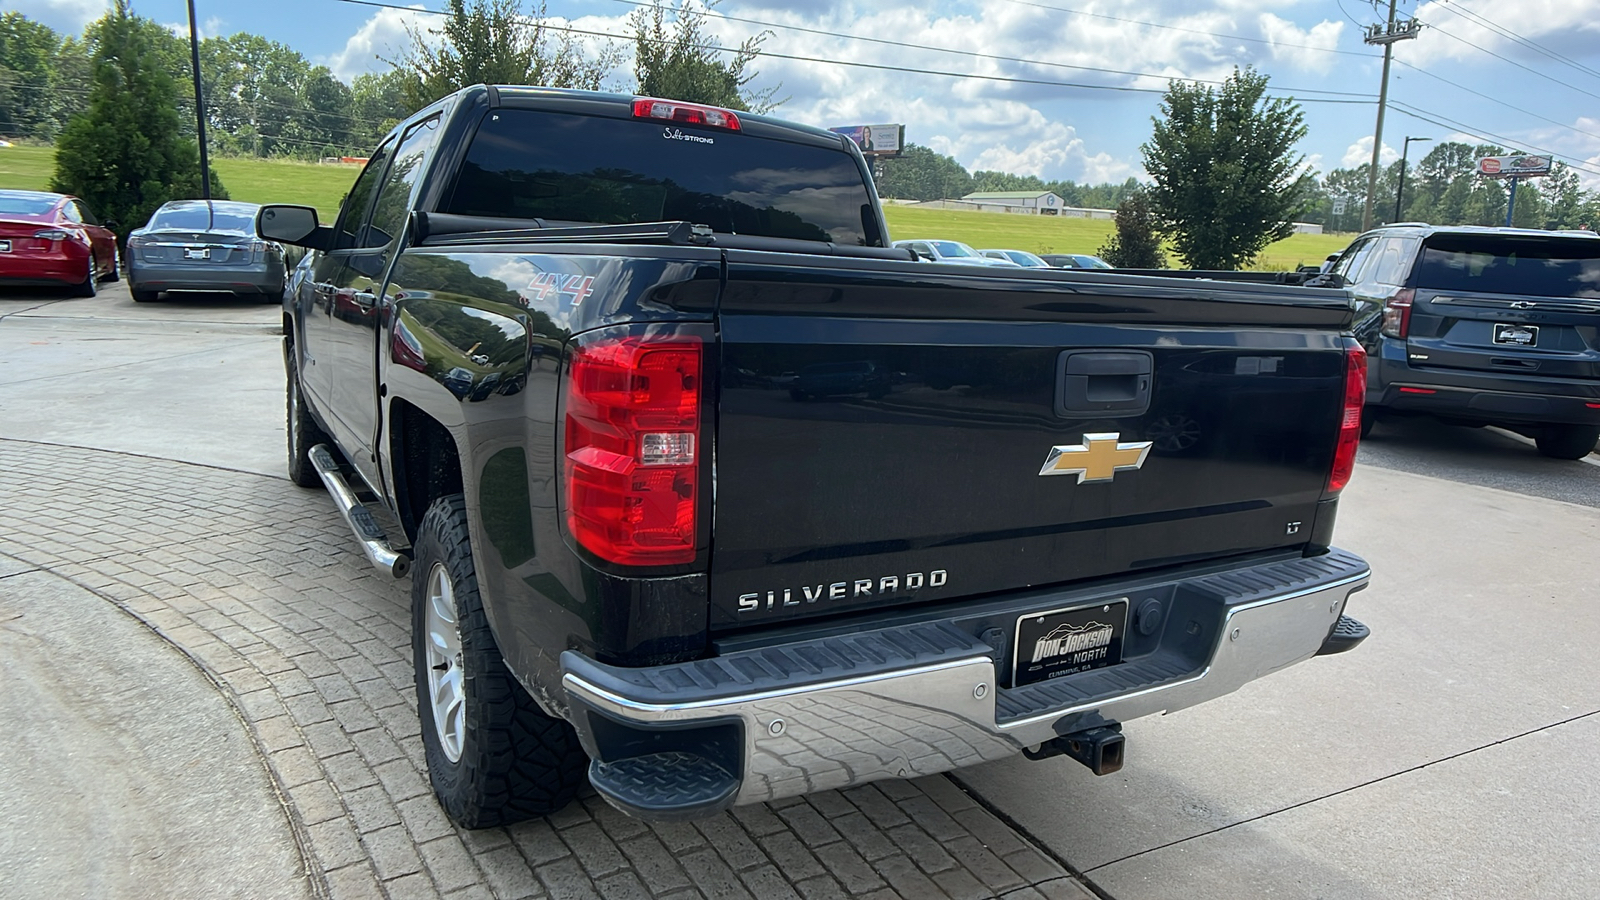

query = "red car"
[0,189,120,296]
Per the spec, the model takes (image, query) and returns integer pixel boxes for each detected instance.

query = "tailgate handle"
[1056,350,1153,418]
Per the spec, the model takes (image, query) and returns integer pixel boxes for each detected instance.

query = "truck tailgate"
[709,256,1354,629]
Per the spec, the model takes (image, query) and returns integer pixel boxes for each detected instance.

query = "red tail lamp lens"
[1328,343,1367,495]
[1381,288,1415,339]
[564,335,703,566]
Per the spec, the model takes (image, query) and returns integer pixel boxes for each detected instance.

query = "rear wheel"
[411,494,588,828]
[131,287,159,302]
[1534,425,1600,460]
[1359,409,1376,439]
[72,260,97,297]
[102,249,120,283]
[285,341,331,488]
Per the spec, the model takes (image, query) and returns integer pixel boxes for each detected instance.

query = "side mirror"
[258,205,333,251]
[104,219,119,231]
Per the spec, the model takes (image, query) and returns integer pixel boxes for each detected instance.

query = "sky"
[11,0,1600,189]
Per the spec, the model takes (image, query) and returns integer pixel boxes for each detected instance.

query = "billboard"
[1477,155,1553,178]
[830,124,905,158]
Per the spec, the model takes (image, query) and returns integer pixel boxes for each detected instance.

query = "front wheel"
[411,494,588,828]
[1534,425,1600,460]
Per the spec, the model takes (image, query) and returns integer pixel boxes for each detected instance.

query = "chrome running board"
[309,444,411,579]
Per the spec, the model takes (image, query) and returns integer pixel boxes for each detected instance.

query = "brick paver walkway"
[0,439,1097,900]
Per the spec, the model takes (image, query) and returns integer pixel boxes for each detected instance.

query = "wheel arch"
[390,398,465,543]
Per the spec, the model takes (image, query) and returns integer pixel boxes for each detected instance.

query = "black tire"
[102,249,120,283]
[132,287,159,302]
[73,259,97,297]
[411,494,588,828]
[1534,425,1600,460]
[285,339,331,488]
[1359,409,1376,439]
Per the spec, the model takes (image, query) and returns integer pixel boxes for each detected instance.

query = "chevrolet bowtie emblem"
[1038,433,1153,483]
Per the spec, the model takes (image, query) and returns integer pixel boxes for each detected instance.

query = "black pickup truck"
[258,85,1373,826]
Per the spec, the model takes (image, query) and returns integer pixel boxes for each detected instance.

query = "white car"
[894,239,1019,266]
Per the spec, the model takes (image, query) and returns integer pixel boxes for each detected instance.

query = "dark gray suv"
[1323,224,1600,459]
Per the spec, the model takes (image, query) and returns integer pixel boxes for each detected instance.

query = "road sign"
[1332,199,1348,216]
[1477,155,1552,178]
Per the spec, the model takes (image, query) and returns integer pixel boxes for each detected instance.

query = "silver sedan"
[126,200,287,302]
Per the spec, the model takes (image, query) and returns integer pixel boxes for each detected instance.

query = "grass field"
[1,143,1352,266]
[883,205,1352,271]
[0,143,360,220]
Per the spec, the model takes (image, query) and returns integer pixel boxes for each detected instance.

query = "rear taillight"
[632,97,741,131]
[1380,288,1415,339]
[1327,342,1367,495]
[33,229,68,241]
[564,333,704,566]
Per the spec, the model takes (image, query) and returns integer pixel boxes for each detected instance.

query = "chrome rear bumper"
[562,549,1369,814]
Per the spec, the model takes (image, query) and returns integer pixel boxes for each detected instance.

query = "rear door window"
[446,108,881,246]
[1415,235,1600,298]
[1364,237,1417,287]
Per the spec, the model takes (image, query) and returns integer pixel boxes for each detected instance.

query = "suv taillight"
[563,333,704,566]
[632,97,741,131]
[1327,342,1367,495]
[1381,288,1415,339]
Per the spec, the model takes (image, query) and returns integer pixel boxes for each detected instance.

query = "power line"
[333,0,1374,104]
[603,0,1377,99]
[1428,1,1600,84]
[1392,58,1600,144]
[1388,100,1600,178]
[1421,18,1600,103]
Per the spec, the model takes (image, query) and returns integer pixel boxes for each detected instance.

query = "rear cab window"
[444,108,882,246]
[1415,234,1600,298]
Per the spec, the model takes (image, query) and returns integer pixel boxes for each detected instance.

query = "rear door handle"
[1056,350,1154,418]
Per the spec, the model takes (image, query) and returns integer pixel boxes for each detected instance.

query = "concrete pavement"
[0,557,312,900]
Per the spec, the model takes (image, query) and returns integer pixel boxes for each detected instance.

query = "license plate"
[185,247,210,260]
[1494,323,1538,346]
[0,240,10,252]
[1013,598,1128,687]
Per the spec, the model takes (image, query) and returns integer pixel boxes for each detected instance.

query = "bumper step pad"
[588,752,739,821]
[1317,615,1370,656]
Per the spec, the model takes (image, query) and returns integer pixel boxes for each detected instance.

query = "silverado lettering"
[737,569,950,613]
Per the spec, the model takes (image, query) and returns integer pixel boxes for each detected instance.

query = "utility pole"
[1361,1,1421,232]
[186,0,210,201]
[1394,135,1431,222]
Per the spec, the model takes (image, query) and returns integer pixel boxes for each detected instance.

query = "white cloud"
[324,6,431,82]
[1343,136,1398,168]
[162,16,225,42]
[4,0,106,35]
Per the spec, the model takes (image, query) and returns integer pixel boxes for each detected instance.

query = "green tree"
[0,13,62,138]
[350,70,412,148]
[50,1,225,234]
[1097,189,1166,268]
[390,0,621,109]
[874,143,973,201]
[630,0,777,112]
[1143,67,1309,269]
